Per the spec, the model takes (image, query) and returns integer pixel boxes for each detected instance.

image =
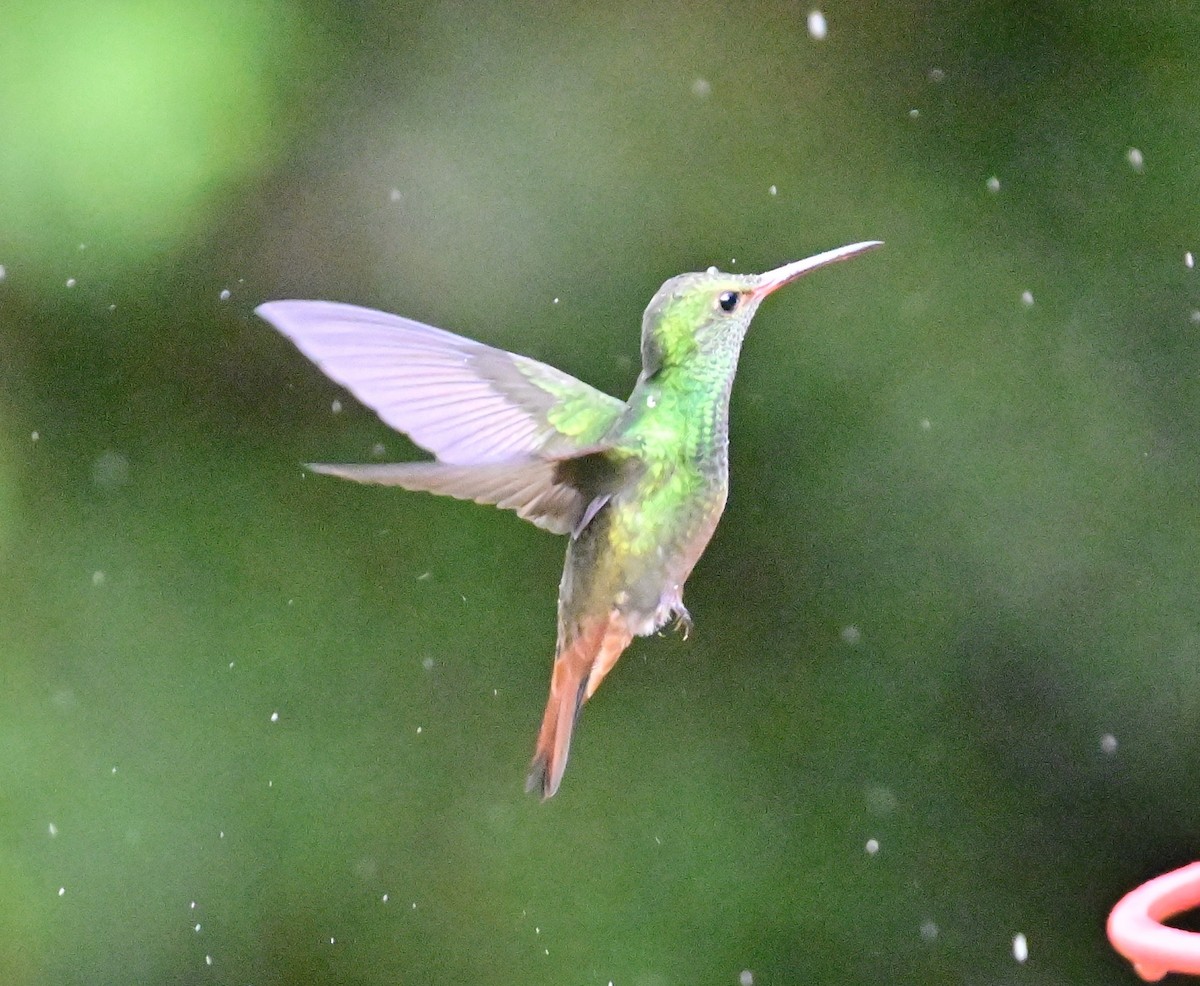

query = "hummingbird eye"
[717,291,740,313]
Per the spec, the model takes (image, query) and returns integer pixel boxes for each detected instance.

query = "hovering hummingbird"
[257,240,881,798]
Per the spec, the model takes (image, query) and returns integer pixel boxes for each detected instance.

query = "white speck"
[412,901,417,909]
[768,184,778,196]
[1021,290,1035,306]
[389,188,403,202]
[92,571,106,586]
[78,243,87,251]
[270,711,279,723]
[986,175,1001,193]
[228,661,235,669]
[382,894,389,903]
[706,265,719,275]
[371,442,387,458]
[0,264,6,281]
[493,688,498,697]
[544,949,549,956]
[1013,932,1028,963]
[190,901,197,909]
[841,625,861,645]
[1127,147,1145,172]
[219,831,225,839]
[329,937,336,944]
[65,277,77,288]
[421,656,435,670]
[535,926,541,934]
[920,920,939,941]
[920,418,931,430]
[928,67,945,82]
[194,923,202,933]
[219,288,231,301]
[865,838,880,855]
[58,887,66,897]
[908,108,920,118]
[268,780,273,788]
[48,822,58,837]
[1191,310,1200,324]
[1186,252,1195,269]
[31,431,39,442]
[205,955,212,967]
[691,78,711,98]
[331,399,342,414]
[110,766,117,775]
[416,726,422,734]
[807,9,827,39]
[740,971,755,986]
[646,394,658,409]
[417,571,432,581]
[1100,733,1118,755]
[552,297,559,304]
[108,303,116,311]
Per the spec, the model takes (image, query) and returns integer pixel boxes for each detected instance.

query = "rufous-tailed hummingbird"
[258,240,881,798]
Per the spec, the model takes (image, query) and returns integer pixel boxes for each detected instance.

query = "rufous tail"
[525,612,632,800]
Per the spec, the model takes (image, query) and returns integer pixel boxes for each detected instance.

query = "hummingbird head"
[638,241,883,378]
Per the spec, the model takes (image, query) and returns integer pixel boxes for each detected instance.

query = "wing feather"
[308,460,592,534]
[258,300,625,464]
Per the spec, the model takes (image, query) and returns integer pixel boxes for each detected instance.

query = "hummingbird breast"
[558,389,732,641]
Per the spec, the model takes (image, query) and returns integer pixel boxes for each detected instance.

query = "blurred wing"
[257,301,625,465]
[307,459,597,535]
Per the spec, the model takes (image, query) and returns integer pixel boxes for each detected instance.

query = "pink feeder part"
[1108,862,1200,981]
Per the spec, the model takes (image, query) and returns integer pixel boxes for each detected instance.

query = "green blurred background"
[3,1,1199,983]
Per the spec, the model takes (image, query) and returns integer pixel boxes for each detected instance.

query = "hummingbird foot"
[672,606,692,640]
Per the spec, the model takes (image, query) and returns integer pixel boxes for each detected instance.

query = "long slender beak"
[752,240,883,299]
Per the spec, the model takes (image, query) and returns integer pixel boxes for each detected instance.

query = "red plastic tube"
[1108,862,1200,981]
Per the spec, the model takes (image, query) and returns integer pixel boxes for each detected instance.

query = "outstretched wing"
[257,301,625,464]
[306,459,589,535]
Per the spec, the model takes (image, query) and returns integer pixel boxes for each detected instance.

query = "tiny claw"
[673,606,693,640]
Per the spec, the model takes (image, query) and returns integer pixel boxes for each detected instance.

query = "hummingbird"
[257,239,881,799]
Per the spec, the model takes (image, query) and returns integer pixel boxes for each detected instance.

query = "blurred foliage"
[0,0,313,276]
[2,0,1200,984]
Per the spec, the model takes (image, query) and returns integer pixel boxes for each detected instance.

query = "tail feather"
[526,614,632,799]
